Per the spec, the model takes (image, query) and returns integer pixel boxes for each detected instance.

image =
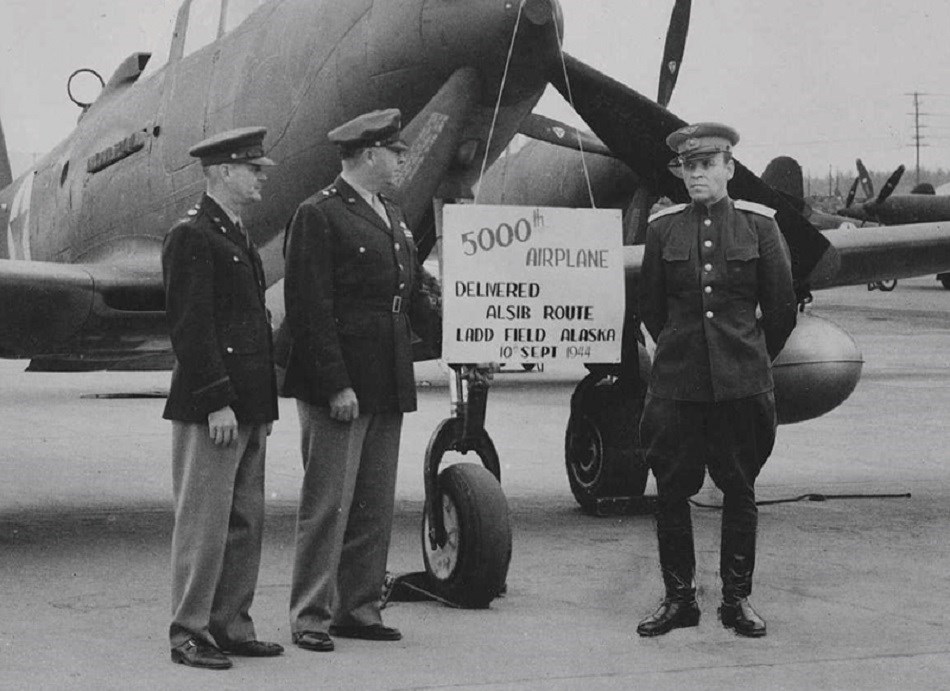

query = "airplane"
[5,0,950,609]
[838,158,950,227]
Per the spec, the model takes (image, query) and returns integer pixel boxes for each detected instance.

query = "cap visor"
[387,140,409,153]
[247,156,276,166]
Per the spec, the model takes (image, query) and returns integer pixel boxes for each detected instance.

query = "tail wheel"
[422,463,511,608]
[939,273,950,290]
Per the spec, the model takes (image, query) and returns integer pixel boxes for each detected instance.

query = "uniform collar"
[690,195,732,221]
[340,171,380,208]
[206,192,243,227]
[336,175,392,233]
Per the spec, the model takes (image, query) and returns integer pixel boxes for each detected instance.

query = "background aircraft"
[4,0,950,607]
[836,158,950,225]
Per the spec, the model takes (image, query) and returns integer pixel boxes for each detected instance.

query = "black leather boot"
[637,527,700,637]
[719,526,766,637]
[719,598,766,637]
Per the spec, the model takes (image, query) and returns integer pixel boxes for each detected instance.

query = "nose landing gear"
[420,366,511,608]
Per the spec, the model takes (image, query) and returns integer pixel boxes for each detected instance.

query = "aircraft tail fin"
[0,116,12,189]
[761,156,804,200]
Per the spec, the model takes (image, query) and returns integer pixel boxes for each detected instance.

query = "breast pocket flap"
[725,244,759,261]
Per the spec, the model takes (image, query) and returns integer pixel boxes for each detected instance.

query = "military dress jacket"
[281,176,426,413]
[639,196,797,402]
[161,195,278,424]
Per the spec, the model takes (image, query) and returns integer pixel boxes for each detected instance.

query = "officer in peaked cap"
[636,122,797,639]
[326,108,409,155]
[665,122,739,178]
[188,126,276,166]
[282,108,438,652]
[162,126,282,668]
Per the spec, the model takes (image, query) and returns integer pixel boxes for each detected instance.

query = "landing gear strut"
[421,365,511,608]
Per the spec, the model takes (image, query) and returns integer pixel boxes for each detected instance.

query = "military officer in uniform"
[282,109,431,652]
[162,127,283,669]
[636,123,797,638]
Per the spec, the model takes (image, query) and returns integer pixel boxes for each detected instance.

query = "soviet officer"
[162,127,283,669]
[636,123,797,638]
[282,109,432,651]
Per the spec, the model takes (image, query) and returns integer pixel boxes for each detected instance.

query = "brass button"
[704,285,712,294]
[394,243,400,250]
[705,311,714,319]
[232,256,239,262]
[704,240,713,248]
[226,347,234,353]
[359,247,366,253]
[704,263,712,272]
[704,219,712,226]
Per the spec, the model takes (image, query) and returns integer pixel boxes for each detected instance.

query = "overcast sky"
[2,0,950,180]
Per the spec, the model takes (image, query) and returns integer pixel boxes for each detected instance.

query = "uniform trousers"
[290,401,403,634]
[169,422,267,648]
[640,392,776,597]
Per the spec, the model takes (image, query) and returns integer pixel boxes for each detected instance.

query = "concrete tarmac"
[2,276,950,690]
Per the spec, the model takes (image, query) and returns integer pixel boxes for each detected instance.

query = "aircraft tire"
[422,463,512,609]
[565,374,649,514]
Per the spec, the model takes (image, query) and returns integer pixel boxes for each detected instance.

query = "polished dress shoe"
[719,598,767,637]
[636,599,700,637]
[170,638,232,670]
[329,623,402,641]
[221,640,284,657]
[293,631,335,652]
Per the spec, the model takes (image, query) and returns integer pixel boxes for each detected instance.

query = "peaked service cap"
[189,126,275,166]
[666,122,739,178]
[327,109,409,153]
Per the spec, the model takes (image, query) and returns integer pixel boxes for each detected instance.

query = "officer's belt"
[336,296,404,314]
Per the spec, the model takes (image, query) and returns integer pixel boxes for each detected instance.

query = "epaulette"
[314,186,339,203]
[734,199,776,218]
[648,203,687,223]
[175,204,200,225]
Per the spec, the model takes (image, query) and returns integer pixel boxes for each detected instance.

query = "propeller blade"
[844,177,860,208]
[856,158,873,200]
[622,187,658,246]
[657,0,691,107]
[875,164,905,204]
[548,53,833,287]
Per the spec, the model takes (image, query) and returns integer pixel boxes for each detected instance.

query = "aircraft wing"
[619,222,950,290]
[813,222,950,289]
[0,255,168,368]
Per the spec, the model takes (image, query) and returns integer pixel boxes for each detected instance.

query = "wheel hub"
[424,492,460,580]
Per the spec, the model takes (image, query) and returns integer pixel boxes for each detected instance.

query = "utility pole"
[907,91,928,185]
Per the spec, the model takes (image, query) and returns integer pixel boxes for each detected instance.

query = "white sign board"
[441,205,625,364]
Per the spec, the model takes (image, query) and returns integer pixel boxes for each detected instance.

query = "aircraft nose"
[421,0,563,101]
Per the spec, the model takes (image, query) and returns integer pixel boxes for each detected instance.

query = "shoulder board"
[734,199,776,218]
[648,203,687,223]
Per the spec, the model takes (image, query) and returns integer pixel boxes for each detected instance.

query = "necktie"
[235,220,250,248]
[373,195,390,227]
